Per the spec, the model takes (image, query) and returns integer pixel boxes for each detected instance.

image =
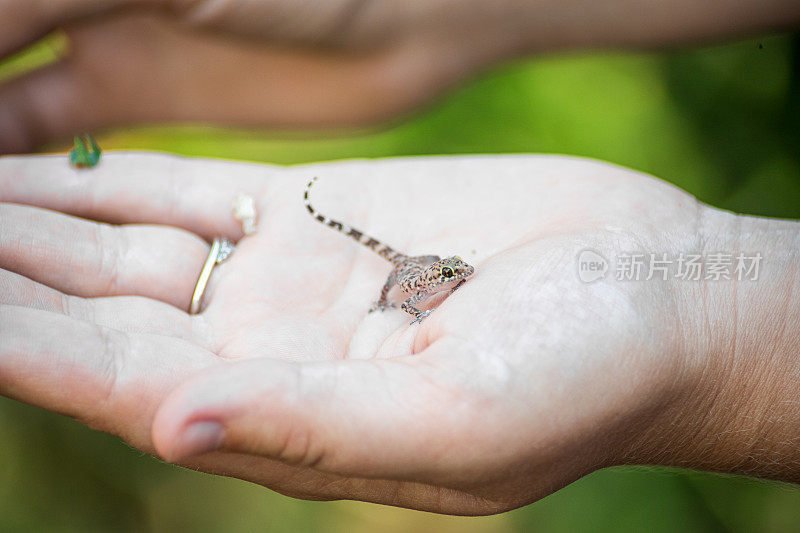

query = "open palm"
[1,153,707,514]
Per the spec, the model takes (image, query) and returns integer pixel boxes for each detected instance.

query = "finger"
[0,151,270,239]
[0,304,217,447]
[0,1,149,56]
[152,344,509,484]
[0,58,105,155]
[0,203,210,309]
[0,267,195,339]
[0,0,369,57]
[1,7,444,156]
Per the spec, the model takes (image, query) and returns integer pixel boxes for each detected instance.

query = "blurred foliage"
[2,29,800,533]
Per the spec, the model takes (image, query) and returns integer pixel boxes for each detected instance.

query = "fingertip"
[151,376,225,462]
[151,359,281,461]
[150,397,183,461]
[159,419,226,462]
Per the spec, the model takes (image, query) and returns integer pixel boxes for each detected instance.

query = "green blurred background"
[2,30,800,533]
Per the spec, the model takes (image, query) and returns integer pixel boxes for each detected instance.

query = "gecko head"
[428,256,475,287]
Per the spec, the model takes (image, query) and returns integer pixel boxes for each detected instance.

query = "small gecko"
[304,177,475,324]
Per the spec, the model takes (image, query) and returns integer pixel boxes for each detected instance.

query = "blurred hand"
[0,0,521,154]
[9,152,790,514]
[3,0,797,155]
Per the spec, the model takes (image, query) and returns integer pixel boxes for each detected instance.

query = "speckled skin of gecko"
[304,177,475,324]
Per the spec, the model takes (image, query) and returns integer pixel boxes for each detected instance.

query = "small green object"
[69,134,102,168]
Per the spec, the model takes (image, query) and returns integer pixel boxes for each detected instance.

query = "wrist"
[624,207,800,481]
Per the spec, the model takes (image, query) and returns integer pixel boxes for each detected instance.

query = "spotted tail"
[304,177,406,265]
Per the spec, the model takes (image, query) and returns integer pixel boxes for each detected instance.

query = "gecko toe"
[369,301,396,313]
[409,310,432,325]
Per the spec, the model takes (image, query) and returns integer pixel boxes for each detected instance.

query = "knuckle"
[93,223,127,294]
[60,294,95,323]
[273,366,327,467]
[275,419,326,468]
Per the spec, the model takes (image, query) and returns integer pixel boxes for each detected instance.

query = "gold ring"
[189,237,234,315]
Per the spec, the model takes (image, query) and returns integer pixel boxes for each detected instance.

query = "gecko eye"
[441,267,455,278]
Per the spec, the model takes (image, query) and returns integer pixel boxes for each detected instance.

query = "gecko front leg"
[402,291,431,324]
[369,269,398,312]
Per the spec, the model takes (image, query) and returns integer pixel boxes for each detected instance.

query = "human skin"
[1,0,799,153]
[1,153,799,514]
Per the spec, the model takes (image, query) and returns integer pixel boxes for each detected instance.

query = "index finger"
[0,151,278,239]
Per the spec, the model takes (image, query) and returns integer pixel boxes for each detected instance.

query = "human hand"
[0,0,520,154]
[2,153,799,514]
[5,0,798,155]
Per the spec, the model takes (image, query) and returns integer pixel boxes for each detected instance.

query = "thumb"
[151,351,486,480]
